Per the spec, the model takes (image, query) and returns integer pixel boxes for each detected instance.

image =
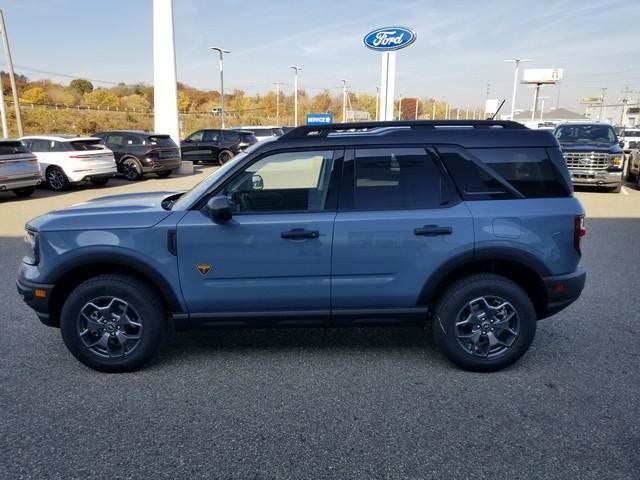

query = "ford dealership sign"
[363,27,416,51]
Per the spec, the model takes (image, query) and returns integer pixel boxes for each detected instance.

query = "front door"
[331,147,473,317]
[177,148,342,322]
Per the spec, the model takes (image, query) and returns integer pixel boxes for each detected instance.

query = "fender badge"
[196,264,211,275]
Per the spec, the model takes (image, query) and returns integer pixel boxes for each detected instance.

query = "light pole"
[290,66,302,126]
[539,96,550,122]
[414,97,419,120]
[599,87,607,121]
[375,87,379,121]
[273,81,283,125]
[398,92,403,120]
[341,79,348,122]
[504,58,532,120]
[432,100,436,120]
[210,46,230,128]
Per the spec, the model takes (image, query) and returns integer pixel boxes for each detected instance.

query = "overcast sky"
[2,0,639,111]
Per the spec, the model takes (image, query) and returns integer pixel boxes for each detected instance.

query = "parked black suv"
[93,130,181,181]
[180,129,257,164]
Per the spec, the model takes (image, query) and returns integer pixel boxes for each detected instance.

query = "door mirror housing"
[206,195,232,222]
[619,140,625,148]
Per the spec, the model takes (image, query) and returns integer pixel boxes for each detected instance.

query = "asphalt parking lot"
[1,170,639,479]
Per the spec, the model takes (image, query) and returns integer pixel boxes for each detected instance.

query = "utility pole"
[539,96,550,122]
[599,87,607,121]
[431,100,436,120]
[290,66,302,126]
[465,107,469,120]
[619,86,633,125]
[504,58,532,121]
[273,81,282,125]
[341,79,348,122]
[445,102,450,120]
[0,9,23,136]
[209,46,230,128]
[0,72,7,137]
[530,84,542,121]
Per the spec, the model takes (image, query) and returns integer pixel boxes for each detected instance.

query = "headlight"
[23,229,39,265]
[610,154,624,168]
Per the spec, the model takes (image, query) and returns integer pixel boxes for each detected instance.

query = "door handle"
[414,225,453,236]
[281,228,320,240]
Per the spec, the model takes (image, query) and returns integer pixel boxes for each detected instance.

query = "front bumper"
[540,267,586,318]
[16,277,55,326]
[569,169,622,187]
[0,175,42,191]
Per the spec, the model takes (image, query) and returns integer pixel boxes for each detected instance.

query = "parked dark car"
[93,130,181,181]
[180,129,258,164]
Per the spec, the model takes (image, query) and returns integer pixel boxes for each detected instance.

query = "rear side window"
[469,148,570,198]
[240,133,257,143]
[0,141,28,155]
[352,148,453,210]
[25,139,51,152]
[70,140,103,151]
[223,131,239,142]
[148,135,176,147]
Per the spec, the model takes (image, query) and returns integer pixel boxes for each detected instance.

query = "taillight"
[573,215,586,254]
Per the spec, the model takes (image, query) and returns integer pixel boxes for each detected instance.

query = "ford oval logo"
[363,27,416,51]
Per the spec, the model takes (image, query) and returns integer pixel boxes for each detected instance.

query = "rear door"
[331,146,474,318]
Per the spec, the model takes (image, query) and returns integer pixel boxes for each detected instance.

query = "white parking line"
[621,186,629,196]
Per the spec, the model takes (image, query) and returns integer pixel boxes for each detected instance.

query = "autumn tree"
[21,87,47,105]
[69,78,94,96]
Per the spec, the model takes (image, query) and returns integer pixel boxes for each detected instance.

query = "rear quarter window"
[70,140,104,151]
[0,141,29,155]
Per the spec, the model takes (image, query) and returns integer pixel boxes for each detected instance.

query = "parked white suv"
[20,135,117,190]
[0,139,42,197]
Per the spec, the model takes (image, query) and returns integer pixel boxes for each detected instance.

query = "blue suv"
[17,121,587,372]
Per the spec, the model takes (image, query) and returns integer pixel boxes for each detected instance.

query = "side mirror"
[206,195,232,222]
[619,140,625,148]
[183,138,192,143]
[251,174,264,190]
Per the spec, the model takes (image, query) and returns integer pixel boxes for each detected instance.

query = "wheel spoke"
[86,332,110,349]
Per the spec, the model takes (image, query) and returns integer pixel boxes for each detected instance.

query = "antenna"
[490,99,506,120]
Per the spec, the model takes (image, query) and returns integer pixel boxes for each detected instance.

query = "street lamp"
[290,66,302,126]
[504,58,532,120]
[398,92,403,120]
[210,46,230,128]
[341,79,348,122]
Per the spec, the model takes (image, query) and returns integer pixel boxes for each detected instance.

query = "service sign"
[306,113,333,125]
[363,27,416,51]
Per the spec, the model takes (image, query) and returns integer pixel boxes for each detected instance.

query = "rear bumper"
[141,158,181,173]
[0,175,42,191]
[540,267,586,318]
[69,167,117,183]
[16,277,55,326]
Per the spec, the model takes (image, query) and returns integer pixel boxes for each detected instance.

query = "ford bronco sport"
[17,120,587,372]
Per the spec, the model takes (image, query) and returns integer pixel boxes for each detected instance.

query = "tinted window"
[50,141,68,152]
[223,131,239,142]
[26,139,51,152]
[240,132,257,143]
[353,148,451,210]
[470,148,570,198]
[148,135,176,147]
[202,130,220,142]
[105,134,124,147]
[222,150,334,213]
[186,131,203,142]
[125,135,146,146]
[0,141,29,155]
[70,140,103,151]
[436,146,512,200]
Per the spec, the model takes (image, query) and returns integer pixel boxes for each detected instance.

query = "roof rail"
[282,120,527,139]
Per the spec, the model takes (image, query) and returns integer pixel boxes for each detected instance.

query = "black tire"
[121,157,142,181]
[156,170,173,178]
[46,166,69,191]
[60,274,167,372]
[13,186,36,197]
[91,177,109,186]
[432,273,536,372]
[217,150,233,164]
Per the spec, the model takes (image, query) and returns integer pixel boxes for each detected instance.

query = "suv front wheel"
[60,274,167,372]
[432,274,536,372]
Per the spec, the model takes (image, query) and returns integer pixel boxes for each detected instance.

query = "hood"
[28,191,179,232]
[558,142,622,154]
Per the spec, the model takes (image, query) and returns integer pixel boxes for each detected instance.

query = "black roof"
[95,130,170,137]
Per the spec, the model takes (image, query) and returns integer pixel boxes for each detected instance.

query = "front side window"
[353,148,450,210]
[187,131,203,142]
[202,131,220,143]
[105,134,124,147]
[221,150,334,213]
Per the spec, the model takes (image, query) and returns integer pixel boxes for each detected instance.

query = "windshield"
[623,130,640,138]
[554,125,617,144]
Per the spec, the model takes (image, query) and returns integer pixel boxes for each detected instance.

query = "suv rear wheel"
[121,157,142,181]
[60,275,167,372]
[46,166,69,191]
[218,150,233,164]
[432,274,536,372]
